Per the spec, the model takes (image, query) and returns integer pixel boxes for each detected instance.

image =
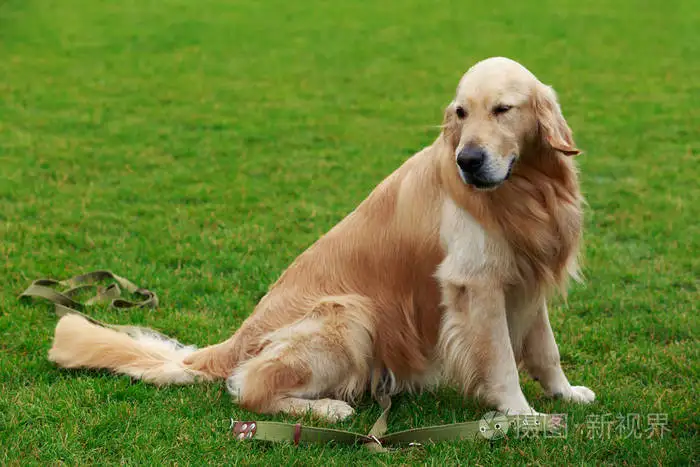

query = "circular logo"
[479,411,510,439]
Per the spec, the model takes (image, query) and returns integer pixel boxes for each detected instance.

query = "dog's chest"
[437,190,581,287]
[437,198,509,282]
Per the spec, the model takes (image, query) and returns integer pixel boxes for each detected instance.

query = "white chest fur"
[435,197,512,285]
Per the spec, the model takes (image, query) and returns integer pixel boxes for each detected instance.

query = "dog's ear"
[441,101,460,148]
[535,84,581,156]
[442,101,457,126]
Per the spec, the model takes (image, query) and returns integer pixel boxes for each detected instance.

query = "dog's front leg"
[522,301,595,403]
[439,281,536,414]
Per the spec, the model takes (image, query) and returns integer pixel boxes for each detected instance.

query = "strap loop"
[19,270,158,326]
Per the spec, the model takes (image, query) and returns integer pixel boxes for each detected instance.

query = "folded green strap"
[364,394,393,451]
[19,270,158,330]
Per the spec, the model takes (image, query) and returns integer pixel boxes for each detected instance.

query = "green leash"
[19,270,163,338]
[231,394,563,451]
[20,270,564,451]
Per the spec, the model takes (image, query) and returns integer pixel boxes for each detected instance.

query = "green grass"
[1,0,698,464]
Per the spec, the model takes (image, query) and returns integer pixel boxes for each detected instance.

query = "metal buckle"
[231,420,257,440]
[368,435,383,447]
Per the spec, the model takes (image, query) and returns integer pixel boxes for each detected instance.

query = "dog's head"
[442,57,580,190]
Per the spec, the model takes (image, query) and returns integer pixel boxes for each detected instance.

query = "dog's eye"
[493,104,513,115]
[455,106,467,119]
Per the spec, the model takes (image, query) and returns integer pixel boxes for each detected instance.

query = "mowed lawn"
[1,0,698,464]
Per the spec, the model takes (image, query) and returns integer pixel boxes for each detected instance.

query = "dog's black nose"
[456,146,486,173]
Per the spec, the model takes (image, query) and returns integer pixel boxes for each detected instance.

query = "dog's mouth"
[469,177,503,190]
[458,157,516,191]
[506,157,515,178]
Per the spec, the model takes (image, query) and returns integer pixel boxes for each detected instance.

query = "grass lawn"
[1,0,698,464]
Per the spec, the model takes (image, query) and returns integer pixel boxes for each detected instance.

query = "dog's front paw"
[313,398,355,422]
[568,385,595,403]
[550,385,595,403]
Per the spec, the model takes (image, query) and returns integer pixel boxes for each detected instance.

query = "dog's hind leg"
[181,336,242,379]
[225,295,376,422]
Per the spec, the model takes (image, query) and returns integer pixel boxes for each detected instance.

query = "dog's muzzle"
[456,146,515,190]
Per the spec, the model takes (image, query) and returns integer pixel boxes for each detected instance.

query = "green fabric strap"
[19,270,158,332]
[232,395,562,450]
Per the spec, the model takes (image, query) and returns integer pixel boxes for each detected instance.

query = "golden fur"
[49,57,595,420]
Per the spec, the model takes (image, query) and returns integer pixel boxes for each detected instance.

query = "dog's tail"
[49,314,239,385]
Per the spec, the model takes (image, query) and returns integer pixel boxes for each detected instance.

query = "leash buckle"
[231,420,258,440]
[367,435,383,447]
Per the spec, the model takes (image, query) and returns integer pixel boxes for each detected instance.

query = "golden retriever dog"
[49,57,595,421]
